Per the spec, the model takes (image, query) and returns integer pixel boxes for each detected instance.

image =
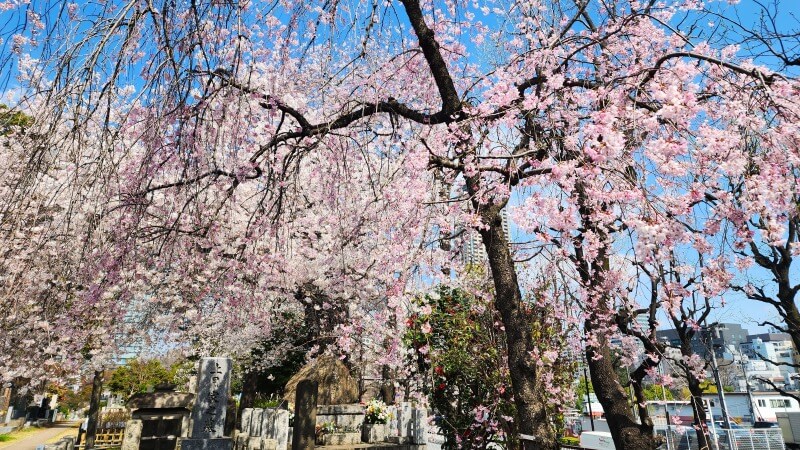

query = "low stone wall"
[316,404,364,431]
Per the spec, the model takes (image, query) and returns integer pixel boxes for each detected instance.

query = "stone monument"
[120,419,143,450]
[179,357,234,450]
[291,380,318,450]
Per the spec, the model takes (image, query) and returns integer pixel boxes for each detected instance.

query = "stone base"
[318,432,361,446]
[178,437,234,450]
[386,436,411,444]
[232,434,278,450]
[361,423,388,443]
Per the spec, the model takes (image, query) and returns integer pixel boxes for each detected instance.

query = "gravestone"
[291,380,318,450]
[249,408,263,437]
[241,408,254,435]
[121,419,143,450]
[262,409,290,450]
[386,405,398,436]
[387,402,413,444]
[412,407,427,444]
[400,402,413,439]
[5,406,13,423]
[179,357,234,450]
[191,357,232,438]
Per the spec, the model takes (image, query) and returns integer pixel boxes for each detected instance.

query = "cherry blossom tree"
[3,1,800,450]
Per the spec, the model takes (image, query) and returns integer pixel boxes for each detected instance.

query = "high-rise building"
[656,323,750,359]
[461,207,510,266]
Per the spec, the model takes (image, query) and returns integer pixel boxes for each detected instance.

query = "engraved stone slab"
[291,380,318,450]
[191,357,232,439]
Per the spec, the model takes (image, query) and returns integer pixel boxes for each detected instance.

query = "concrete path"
[0,422,80,450]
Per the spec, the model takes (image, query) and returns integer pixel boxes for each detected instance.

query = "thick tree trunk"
[584,326,658,450]
[779,283,800,358]
[477,207,557,450]
[673,332,713,450]
[686,376,712,450]
[576,182,657,450]
[84,369,104,450]
[238,370,259,427]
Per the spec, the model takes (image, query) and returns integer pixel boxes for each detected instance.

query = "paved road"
[0,422,79,450]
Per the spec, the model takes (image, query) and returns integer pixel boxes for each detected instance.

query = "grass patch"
[0,426,42,444]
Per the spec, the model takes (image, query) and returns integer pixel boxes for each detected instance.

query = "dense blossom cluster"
[0,0,798,448]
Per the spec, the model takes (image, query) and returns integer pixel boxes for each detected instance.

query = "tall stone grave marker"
[241,408,254,435]
[179,357,233,450]
[120,419,142,450]
[191,357,232,438]
[249,408,264,437]
[291,380,318,450]
[412,407,428,444]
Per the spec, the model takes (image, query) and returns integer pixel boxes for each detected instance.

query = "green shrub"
[560,436,579,445]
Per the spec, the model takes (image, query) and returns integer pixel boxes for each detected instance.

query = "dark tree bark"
[237,369,259,426]
[672,316,713,450]
[84,369,104,450]
[576,184,659,450]
[476,203,557,450]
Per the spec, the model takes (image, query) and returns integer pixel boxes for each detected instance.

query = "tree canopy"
[1,1,799,449]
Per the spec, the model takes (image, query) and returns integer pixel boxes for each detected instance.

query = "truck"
[777,412,800,449]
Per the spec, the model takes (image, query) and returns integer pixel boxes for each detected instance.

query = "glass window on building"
[770,399,791,408]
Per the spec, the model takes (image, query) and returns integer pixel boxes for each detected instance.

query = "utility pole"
[659,363,672,450]
[739,357,756,423]
[584,365,595,431]
[706,323,733,430]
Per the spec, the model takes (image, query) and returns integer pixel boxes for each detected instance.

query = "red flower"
[434,366,444,376]
[437,382,446,390]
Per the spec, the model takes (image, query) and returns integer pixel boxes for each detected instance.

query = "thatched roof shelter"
[283,356,359,407]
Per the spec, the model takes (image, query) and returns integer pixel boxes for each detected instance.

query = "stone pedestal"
[318,432,360,446]
[121,419,143,450]
[400,402,413,439]
[291,380,318,450]
[178,437,234,450]
[361,423,388,443]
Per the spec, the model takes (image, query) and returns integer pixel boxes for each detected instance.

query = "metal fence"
[667,427,785,450]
